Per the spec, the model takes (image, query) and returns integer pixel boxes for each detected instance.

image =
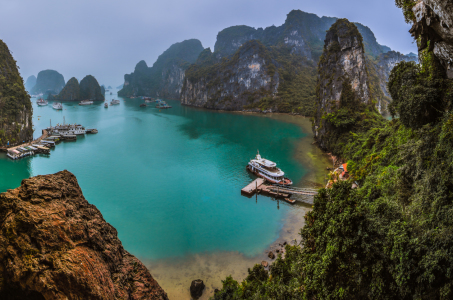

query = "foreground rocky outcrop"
[0,171,168,300]
[410,0,453,78]
[0,39,33,147]
[313,19,371,149]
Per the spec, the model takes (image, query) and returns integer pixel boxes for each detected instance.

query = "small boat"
[155,101,172,109]
[86,128,98,134]
[79,100,93,106]
[104,102,108,108]
[247,151,293,185]
[140,103,147,107]
[110,99,120,105]
[52,102,63,110]
[110,92,113,95]
[37,98,48,106]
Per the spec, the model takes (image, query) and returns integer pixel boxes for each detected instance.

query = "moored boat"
[104,102,108,108]
[37,98,48,106]
[247,151,293,185]
[52,102,63,110]
[79,100,93,106]
[155,101,172,109]
[110,99,120,105]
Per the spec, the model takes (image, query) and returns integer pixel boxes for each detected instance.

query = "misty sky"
[1,0,416,87]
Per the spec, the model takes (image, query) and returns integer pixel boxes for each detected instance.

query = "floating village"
[2,118,97,160]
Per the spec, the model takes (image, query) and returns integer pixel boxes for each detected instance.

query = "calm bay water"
[0,91,320,297]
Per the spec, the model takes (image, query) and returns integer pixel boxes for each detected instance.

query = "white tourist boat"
[110,99,120,105]
[52,102,63,110]
[79,100,93,106]
[37,98,48,106]
[104,102,108,108]
[51,124,86,135]
[247,151,293,185]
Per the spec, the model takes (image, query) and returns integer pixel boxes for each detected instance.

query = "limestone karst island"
[0,0,452,299]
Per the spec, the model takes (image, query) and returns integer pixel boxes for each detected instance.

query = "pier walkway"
[241,179,319,205]
[8,130,48,151]
[1,130,48,152]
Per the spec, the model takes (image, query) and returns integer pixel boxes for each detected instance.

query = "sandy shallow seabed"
[145,114,331,300]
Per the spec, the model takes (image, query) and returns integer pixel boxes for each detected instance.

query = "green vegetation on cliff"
[118,39,204,97]
[0,39,33,146]
[213,4,453,299]
[80,75,104,101]
[52,77,81,101]
[30,69,65,95]
[184,11,392,115]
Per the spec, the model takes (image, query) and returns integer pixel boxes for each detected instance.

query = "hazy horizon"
[2,0,416,87]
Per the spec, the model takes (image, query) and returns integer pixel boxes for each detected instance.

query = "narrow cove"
[0,94,330,299]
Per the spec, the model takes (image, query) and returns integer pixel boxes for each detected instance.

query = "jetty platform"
[241,179,319,205]
[1,129,48,152]
[241,178,265,195]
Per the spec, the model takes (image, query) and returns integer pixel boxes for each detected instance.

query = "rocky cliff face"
[0,39,33,147]
[80,75,104,101]
[119,39,204,98]
[0,171,168,300]
[313,19,371,150]
[53,77,81,101]
[213,10,388,62]
[158,63,186,98]
[181,40,279,110]
[410,0,453,78]
[373,51,418,112]
[30,70,65,96]
[181,10,396,114]
[24,75,36,93]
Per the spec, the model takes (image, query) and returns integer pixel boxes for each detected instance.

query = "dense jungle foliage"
[0,39,32,146]
[212,4,453,300]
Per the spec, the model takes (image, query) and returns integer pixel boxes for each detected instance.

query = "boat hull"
[246,165,293,186]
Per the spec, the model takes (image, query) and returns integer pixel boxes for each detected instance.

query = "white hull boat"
[247,151,293,185]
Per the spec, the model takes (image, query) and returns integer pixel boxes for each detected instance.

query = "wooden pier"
[241,179,319,205]
[241,178,265,196]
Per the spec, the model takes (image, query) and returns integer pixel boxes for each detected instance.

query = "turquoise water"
[0,92,308,261]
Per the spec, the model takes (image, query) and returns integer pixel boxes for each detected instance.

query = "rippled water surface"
[0,91,311,266]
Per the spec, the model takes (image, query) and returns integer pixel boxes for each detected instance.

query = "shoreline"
[144,109,331,300]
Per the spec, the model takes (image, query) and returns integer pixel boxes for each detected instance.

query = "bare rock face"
[411,0,453,77]
[181,40,279,110]
[0,170,168,300]
[313,19,370,150]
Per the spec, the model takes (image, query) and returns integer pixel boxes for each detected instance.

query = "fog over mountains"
[1,0,416,86]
